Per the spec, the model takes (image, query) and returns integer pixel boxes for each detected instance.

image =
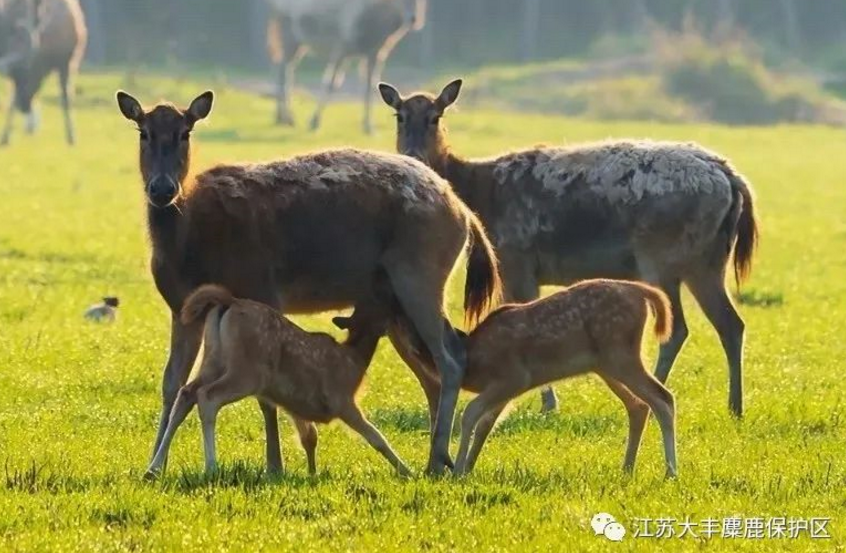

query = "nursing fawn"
[382,279,678,477]
[146,284,410,478]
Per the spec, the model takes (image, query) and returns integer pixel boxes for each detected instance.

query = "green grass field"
[1,73,845,552]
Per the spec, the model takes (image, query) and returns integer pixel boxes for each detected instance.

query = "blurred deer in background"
[0,0,86,146]
[265,0,426,134]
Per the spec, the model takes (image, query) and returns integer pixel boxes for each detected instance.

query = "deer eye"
[395,113,405,124]
[429,115,441,126]
[138,130,149,141]
[180,130,191,141]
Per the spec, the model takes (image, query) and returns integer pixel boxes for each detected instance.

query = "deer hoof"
[540,387,559,412]
[308,113,322,132]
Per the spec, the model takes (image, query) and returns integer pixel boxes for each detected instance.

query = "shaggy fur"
[266,0,425,133]
[0,0,86,145]
[380,79,759,417]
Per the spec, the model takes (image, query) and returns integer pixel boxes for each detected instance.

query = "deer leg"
[362,53,384,135]
[58,64,75,145]
[292,417,318,475]
[685,267,746,417]
[385,262,465,475]
[149,315,203,468]
[0,83,15,146]
[259,401,283,474]
[196,373,257,474]
[650,279,688,384]
[464,402,507,473]
[247,291,285,473]
[146,343,225,478]
[387,324,441,432]
[602,353,677,478]
[339,403,411,476]
[597,374,650,473]
[309,51,347,131]
[275,49,303,126]
[271,13,302,126]
[455,389,511,476]
[145,382,200,478]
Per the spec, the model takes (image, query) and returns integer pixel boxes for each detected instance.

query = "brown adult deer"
[147,284,410,478]
[0,0,86,145]
[379,79,759,417]
[115,89,501,476]
[265,0,425,133]
[372,279,677,477]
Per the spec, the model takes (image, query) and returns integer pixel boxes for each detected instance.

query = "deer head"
[378,79,462,167]
[116,91,214,208]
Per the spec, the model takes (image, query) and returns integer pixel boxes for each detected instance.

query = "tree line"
[80,0,842,69]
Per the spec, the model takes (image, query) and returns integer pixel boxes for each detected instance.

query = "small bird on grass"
[84,297,120,323]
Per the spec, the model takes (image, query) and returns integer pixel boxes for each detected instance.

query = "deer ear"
[378,82,402,110]
[435,79,462,111]
[332,316,352,330]
[116,90,144,122]
[186,90,214,125]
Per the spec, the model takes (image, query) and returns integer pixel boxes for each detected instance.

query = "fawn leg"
[196,374,256,474]
[597,374,650,473]
[340,403,410,476]
[292,417,318,475]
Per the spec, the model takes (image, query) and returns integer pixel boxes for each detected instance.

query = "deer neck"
[146,176,193,259]
[345,331,383,378]
[435,150,492,224]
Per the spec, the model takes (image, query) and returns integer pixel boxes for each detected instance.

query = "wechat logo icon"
[592,512,626,542]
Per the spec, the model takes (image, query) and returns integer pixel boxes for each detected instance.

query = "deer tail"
[464,210,503,329]
[180,284,235,326]
[632,283,673,343]
[731,175,759,288]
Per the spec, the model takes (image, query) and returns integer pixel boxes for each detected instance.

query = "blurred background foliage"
[76,0,846,125]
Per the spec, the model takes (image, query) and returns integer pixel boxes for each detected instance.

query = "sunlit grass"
[0,72,844,551]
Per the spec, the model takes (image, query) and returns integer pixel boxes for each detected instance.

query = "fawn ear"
[116,91,144,123]
[332,316,352,330]
[435,79,462,112]
[378,82,402,110]
[186,90,214,126]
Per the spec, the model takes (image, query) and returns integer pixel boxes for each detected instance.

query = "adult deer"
[265,0,425,134]
[115,89,501,475]
[0,0,86,145]
[379,79,759,417]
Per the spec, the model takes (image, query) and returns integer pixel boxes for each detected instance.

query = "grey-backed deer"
[266,0,425,133]
[379,79,758,417]
[0,0,86,145]
[115,90,501,476]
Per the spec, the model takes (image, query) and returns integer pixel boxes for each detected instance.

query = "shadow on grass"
[369,407,430,433]
[4,460,108,494]
[368,404,621,439]
[162,460,327,494]
[490,407,620,438]
[0,247,103,266]
[736,289,784,308]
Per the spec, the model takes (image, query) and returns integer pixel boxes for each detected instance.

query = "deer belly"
[274,218,386,313]
[537,237,637,284]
